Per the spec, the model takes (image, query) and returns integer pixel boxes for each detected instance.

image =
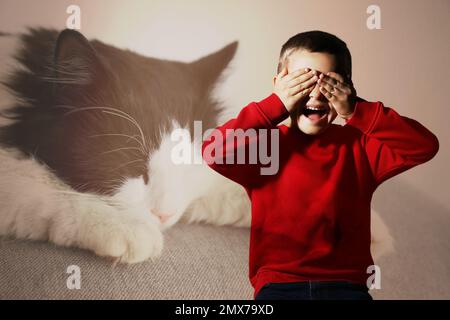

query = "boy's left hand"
[317,72,356,120]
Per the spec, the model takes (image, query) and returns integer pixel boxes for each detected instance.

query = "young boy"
[201,31,439,300]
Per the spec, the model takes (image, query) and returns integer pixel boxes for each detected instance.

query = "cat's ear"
[189,41,238,91]
[53,29,106,86]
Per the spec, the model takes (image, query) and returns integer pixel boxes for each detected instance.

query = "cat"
[0,28,393,263]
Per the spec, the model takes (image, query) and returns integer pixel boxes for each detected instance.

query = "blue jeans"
[255,281,373,300]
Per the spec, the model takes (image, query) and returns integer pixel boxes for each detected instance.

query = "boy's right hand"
[273,67,318,113]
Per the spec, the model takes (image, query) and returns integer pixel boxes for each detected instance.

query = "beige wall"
[0,0,448,209]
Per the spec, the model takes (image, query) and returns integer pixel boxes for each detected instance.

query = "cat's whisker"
[53,104,147,155]
[88,133,146,153]
[40,76,88,84]
[99,106,148,153]
[100,146,144,156]
[111,158,147,172]
[100,111,147,155]
[83,103,149,154]
[83,105,147,152]
[55,105,148,155]
[52,190,125,205]
[100,110,148,153]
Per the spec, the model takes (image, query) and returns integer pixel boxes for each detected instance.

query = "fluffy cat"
[0,28,393,263]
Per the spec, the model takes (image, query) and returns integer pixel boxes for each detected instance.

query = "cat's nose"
[159,215,170,223]
[154,210,171,223]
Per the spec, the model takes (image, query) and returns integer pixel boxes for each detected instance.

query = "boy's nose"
[309,82,325,100]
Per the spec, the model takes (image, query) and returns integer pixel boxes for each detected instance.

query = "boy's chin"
[296,114,331,135]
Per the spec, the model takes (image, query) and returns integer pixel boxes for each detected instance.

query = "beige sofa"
[1,176,449,300]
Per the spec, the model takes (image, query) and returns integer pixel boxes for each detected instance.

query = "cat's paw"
[98,219,163,264]
[78,210,164,264]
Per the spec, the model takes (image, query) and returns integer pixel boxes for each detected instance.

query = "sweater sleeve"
[202,93,290,188]
[344,99,440,186]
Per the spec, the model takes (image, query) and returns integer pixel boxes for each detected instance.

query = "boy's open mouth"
[302,106,329,122]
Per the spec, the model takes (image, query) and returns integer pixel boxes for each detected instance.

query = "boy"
[201,31,439,300]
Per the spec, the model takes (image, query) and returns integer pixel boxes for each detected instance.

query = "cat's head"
[52,29,238,132]
[1,28,238,197]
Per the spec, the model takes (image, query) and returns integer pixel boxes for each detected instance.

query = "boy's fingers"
[318,74,351,94]
[290,74,318,92]
[287,71,317,88]
[326,72,355,96]
[290,80,315,96]
[319,78,344,94]
[293,85,314,99]
[319,82,343,97]
[319,85,336,101]
[284,67,312,82]
[325,72,345,83]
[318,73,339,86]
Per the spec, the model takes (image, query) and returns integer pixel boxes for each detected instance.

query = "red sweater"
[201,93,439,299]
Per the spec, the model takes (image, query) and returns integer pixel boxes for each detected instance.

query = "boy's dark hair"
[277,30,353,83]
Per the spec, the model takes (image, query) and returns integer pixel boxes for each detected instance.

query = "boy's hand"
[273,66,319,113]
[317,72,356,120]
